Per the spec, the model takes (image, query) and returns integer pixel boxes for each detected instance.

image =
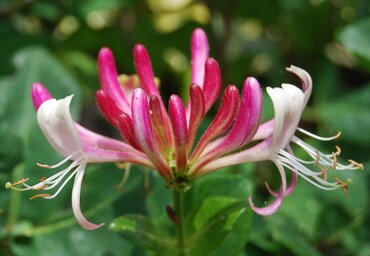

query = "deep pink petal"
[32,83,52,110]
[191,28,209,87]
[132,89,171,179]
[98,48,131,114]
[187,84,205,151]
[202,58,221,112]
[134,44,160,97]
[190,85,239,162]
[96,90,123,128]
[169,95,188,173]
[203,77,263,158]
[117,113,142,150]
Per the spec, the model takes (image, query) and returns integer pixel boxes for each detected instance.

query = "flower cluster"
[6,28,362,230]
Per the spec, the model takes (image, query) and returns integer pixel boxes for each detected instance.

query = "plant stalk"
[173,189,185,256]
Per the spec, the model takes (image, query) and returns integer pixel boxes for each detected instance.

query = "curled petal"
[248,187,284,216]
[32,83,52,110]
[286,65,312,100]
[72,164,104,230]
[191,28,209,87]
[98,48,131,114]
[37,96,82,157]
[248,160,287,216]
[187,84,205,151]
[169,95,188,173]
[202,58,221,112]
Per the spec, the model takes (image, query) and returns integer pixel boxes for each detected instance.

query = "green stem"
[6,164,24,232]
[173,190,185,256]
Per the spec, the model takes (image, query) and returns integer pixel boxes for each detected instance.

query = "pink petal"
[31,83,52,110]
[206,77,263,156]
[190,85,239,162]
[202,58,221,112]
[98,48,131,114]
[149,96,172,156]
[248,186,284,216]
[96,90,123,128]
[131,88,171,179]
[169,95,188,173]
[134,44,160,97]
[117,113,142,150]
[187,84,205,151]
[134,44,174,148]
[191,28,209,87]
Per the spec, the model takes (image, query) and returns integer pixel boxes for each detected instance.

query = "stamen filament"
[297,128,341,141]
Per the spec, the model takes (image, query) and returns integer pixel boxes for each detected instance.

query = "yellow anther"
[37,163,52,168]
[314,150,321,167]
[334,177,348,194]
[30,193,51,200]
[334,146,341,155]
[321,168,328,181]
[39,177,46,182]
[32,184,48,190]
[8,178,30,188]
[348,159,364,170]
[331,152,338,169]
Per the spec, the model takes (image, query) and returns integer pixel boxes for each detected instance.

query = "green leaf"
[0,47,81,140]
[338,18,370,69]
[188,197,250,256]
[267,215,323,256]
[193,196,238,231]
[110,214,175,255]
[317,84,370,146]
[11,225,133,256]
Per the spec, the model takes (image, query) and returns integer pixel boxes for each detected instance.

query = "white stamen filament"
[296,128,341,141]
[291,136,359,170]
[37,150,80,169]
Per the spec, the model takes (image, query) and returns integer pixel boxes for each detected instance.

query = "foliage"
[0,0,369,255]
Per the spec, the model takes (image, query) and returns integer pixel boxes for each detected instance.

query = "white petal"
[72,163,104,230]
[37,96,83,157]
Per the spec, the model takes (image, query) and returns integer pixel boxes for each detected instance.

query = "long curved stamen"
[291,137,361,170]
[43,168,79,199]
[296,128,341,141]
[36,150,80,169]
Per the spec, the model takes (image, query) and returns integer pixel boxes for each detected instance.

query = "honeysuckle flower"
[7,28,260,229]
[6,28,361,230]
[201,65,363,215]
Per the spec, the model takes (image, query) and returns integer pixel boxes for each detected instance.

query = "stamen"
[335,146,341,155]
[30,193,51,200]
[32,184,48,190]
[334,177,351,194]
[8,178,30,188]
[297,128,341,141]
[36,151,79,169]
[331,152,338,169]
[348,159,364,170]
[314,150,320,167]
[321,168,328,181]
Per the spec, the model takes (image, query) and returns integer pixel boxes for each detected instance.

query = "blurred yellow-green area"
[0,0,369,255]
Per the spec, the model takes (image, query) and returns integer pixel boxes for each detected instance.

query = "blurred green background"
[0,0,369,255]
